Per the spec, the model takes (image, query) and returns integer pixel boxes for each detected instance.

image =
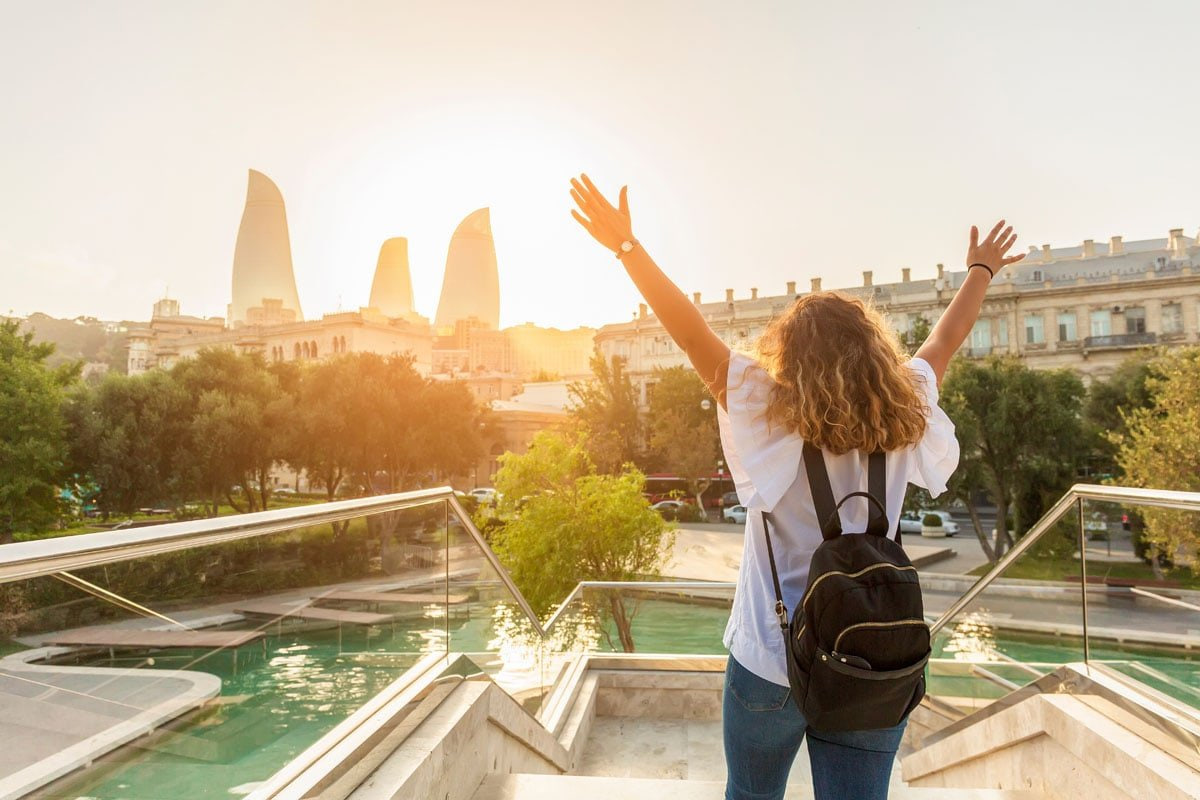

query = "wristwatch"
[615,239,640,259]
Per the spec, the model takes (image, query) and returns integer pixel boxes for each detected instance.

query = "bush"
[922,513,944,527]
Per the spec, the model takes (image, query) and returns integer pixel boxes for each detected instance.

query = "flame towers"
[229,169,304,325]
[368,237,416,318]
[434,208,500,331]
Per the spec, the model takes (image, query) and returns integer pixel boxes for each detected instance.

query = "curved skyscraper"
[435,208,499,330]
[368,237,415,318]
[230,169,304,324]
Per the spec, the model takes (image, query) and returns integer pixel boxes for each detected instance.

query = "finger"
[618,185,629,218]
[570,178,593,207]
[580,173,614,211]
[995,227,1013,249]
[1002,253,1026,266]
[999,232,1017,252]
[985,219,1006,243]
[570,209,596,234]
[970,225,979,250]
[570,187,593,215]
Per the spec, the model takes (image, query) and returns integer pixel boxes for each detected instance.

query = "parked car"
[652,499,703,522]
[722,491,741,508]
[898,510,924,535]
[723,504,748,524]
[469,487,498,505]
[919,510,959,536]
[1083,510,1109,540]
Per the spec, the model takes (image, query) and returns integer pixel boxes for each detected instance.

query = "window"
[997,317,1009,347]
[1125,307,1146,334]
[1024,313,1044,344]
[1032,269,1043,282]
[1090,310,1111,337]
[969,319,991,350]
[1057,312,1077,342]
[1162,303,1184,334]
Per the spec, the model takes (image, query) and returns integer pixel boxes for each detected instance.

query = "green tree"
[1083,355,1154,481]
[941,357,1086,557]
[647,366,720,510]
[287,357,363,502]
[172,348,288,514]
[491,431,672,651]
[0,321,77,542]
[64,369,194,516]
[1113,347,1200,573]
[899,315,933,356]
[568,352,642,474]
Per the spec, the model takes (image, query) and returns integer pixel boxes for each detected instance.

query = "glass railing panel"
[1,501,448,800]
[926,501,1084,715]
[559,583,735,656]
[1081,498,1200,715]
[442,498,552,714]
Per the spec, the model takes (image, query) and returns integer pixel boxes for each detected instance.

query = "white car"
[898,511,924,535]
[919,510,960,536]
[723,505,748,524]
[469,488,498,504]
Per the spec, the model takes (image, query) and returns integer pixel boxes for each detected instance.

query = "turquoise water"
[23,598,1200,799]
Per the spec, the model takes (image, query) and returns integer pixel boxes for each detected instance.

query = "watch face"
[621,241,634,252]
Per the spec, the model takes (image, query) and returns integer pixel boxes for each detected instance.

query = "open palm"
[569,173,633,254]
[968,219,1025,274]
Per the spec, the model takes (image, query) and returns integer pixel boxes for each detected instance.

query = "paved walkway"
[663,524,963,583]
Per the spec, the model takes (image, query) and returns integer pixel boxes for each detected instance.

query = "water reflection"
[942,610,999,663]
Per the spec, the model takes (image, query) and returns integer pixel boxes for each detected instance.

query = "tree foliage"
[647,366,719,508]
[0,321,76,542]
[568,352,642,474]
[64,369,194,515]
[1083,355,1154,480]
[491,431,672,651]
[940,357,1086,557]
[1113,347,1200,571]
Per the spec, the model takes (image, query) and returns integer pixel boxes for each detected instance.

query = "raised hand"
[968,220,1025,275]
[570,173,634,254]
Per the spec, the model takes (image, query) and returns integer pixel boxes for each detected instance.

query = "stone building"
[431,317,596,380]
[594,229,1200,403]
[128,301,433,375]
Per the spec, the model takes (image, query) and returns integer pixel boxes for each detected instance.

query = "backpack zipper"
[832,619,928,652]
[800,563,917,614]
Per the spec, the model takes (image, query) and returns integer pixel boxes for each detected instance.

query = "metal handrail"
[929,482,1200,637]
[0,486,547,641]
[543,580,735,634]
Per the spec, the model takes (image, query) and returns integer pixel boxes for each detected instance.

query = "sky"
[2,1,1199,330]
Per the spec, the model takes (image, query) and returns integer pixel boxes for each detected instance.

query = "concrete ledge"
[473,773,1045,799]
[593,669,724,720]
[0,652,220,800]
[902,692,1200,799]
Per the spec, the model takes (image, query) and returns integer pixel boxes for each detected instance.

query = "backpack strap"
[802,442,891,541]
[760,511,788,632]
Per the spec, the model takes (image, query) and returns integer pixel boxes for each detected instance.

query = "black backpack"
[761,442,930,732]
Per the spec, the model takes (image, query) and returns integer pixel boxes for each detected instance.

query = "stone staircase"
[472,773,1044,799]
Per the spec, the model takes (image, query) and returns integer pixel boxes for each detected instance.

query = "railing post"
[444,499,450,657]
[1077,497,1090,664]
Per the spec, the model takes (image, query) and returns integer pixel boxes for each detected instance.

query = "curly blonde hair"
[752,291,928,454]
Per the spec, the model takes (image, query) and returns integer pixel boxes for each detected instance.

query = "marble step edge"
[471,773,1045,800]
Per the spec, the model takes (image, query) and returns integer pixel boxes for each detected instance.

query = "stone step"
[472,773,1045,800]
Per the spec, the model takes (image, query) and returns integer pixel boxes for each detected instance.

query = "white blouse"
[716,351,960,687]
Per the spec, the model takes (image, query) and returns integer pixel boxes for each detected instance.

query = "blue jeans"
[723,654,906,800]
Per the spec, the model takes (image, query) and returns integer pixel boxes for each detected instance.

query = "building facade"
[594,229,1200,403]
[128,302,433,375]
[431,317,596,380]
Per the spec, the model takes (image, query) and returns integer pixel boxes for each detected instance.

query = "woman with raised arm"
[570,173,1023,800]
